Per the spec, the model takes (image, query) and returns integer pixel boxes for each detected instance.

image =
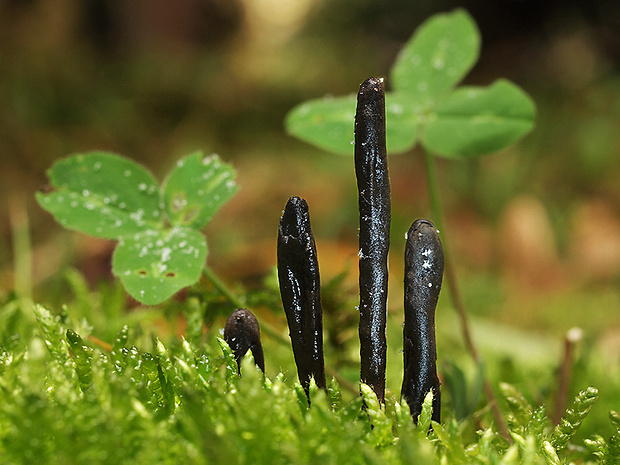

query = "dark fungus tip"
[224,308,265,373]
[279,196,310,240]
[359,77,384,94]
[411,219,435,231]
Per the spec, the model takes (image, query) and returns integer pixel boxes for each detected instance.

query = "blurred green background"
[1,0,620,381]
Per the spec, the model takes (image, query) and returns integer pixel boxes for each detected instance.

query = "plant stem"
[422,149,509,439]
[552,328,582,425]
[202,264,246,309]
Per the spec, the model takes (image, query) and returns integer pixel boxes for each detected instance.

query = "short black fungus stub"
[402,219,444,423]
[355,77,391,404]
[277,195,326,396]
[223,308,265,373]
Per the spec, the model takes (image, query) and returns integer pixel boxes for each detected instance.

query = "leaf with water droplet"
[391,9,480,105]
[112,226,207,305]
[36,152,163,239]
[422,79,536,157]
[162,152,239,229]
[284,9,535,159]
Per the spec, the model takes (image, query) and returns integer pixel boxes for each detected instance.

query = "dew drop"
[161,247,172,262]
[202,154,218,165]
[390,103,403,115]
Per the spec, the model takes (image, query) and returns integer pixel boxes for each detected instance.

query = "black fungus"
[402,219,444,423]
[355,77,391,404]
[224,308,265,373]
[277,195,326,396]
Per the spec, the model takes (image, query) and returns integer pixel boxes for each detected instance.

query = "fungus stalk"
[355,77,391,404]
[402,219,443,423]
[277,196,326,396]
[224,308,265,373]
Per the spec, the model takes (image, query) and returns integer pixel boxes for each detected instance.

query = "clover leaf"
[285,9,536,158]
[37,151,238,304]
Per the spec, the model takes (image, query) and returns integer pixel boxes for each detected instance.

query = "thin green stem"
[202,264,246,309]
[423,150,478,361]
[423,149,509,439]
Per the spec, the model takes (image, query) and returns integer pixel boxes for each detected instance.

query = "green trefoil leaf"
[284,8,537,159]
[422,79,537,157]
[36,152,163,239]
[112,227,207,305]
[162,152,239,230]
[37,151,238,306]
[390,9,480,105]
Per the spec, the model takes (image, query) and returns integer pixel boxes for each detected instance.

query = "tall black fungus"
[277,196,326,396]
[355,77,391,404]
[402,219,444,423]
[224,308,265,374]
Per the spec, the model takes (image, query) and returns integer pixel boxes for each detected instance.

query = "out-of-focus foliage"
[286,10,536,158]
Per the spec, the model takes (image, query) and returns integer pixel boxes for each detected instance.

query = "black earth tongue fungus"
[224,308,265,374]
[402,219,444,423]
[355,77,390,404]
[277,195,326,397]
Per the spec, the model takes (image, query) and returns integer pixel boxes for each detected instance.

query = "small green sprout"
[36,151,239,305]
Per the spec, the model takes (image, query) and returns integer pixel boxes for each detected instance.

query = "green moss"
[0,300,613,464]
